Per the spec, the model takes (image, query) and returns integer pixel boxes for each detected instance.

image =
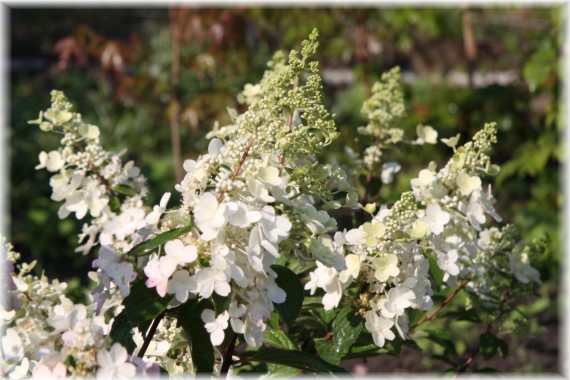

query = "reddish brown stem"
[218,137,254,202]
[220,333,238,376]
[277,80,298,170]
[410,281,468,330]
[454,324,492,376]
[137,311,166,358]
[232,137,254,180]
[91,164,116,197]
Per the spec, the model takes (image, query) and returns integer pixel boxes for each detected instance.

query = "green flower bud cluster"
[1,236,20,264]
[383,191,418,237]
[216,29,337,162]
[209,29,353,207]
[359,67,406,141]
[443,122,499,182]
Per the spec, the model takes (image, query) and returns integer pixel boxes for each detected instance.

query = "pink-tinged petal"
[144,260,160,279]
[159,256,177,278]
[155,281,168,298]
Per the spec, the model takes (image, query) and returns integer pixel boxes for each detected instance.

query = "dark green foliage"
[271,265,304,327]
[123,279,173,325]
[479,332,509,360]
[127,224,194,257]
[176,299,215,373]
[109,310,137,354]
[236,348,348,374]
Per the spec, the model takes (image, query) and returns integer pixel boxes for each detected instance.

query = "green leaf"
[237,348,347,374]
[128,224,194,257]
[109,196,122,214]
[402,339,422,352]
[407,309,423,325]
[479,333,496,359]
[263,329,300,350]
[295,315,328,334]
[344,339,401,359]
[426,254,444,290]
[314,338,341,365]
[497,338,509,358]
[431,354,459,366]
[268,312,280,330]
[271,265,304,327]
[113,184,138,197]
[332,307,363,356]
[123,280,173,325]
[267,363,302,378]
[109,311,136,354]
[479,332,507,360]
[176,299,215,373]
[212,293,230,314]
[424,330,457,357]
[523,46,556,89]
[439,309,482,323]
[263,330,302,377]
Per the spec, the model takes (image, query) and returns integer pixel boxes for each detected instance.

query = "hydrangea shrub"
[1,29,545,378]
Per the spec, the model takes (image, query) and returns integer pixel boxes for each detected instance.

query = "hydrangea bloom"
[16,29,544,376]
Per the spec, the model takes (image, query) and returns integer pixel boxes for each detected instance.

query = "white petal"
[210,328,225,346]
[201,309,216,323]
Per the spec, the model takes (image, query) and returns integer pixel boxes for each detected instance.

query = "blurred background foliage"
[8,6,562,373]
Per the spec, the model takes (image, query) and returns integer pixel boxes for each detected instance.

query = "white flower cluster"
[14,30,543,376]
[29,91,156,308]
[0,240,156,379]
[306,122,540,349]
[30,91,149,256]
[144,31,355,347]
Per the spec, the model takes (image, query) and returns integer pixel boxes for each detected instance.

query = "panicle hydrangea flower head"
[20,30,545,370]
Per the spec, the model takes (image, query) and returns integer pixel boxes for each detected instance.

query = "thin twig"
[277,77,298,170]
[220,333,238,376]
[215,136,254,201]
[410,280,469,330]
[454,324,492,377]
[86,156,115,197]
[232,137,254,180]
[137,311,166,358]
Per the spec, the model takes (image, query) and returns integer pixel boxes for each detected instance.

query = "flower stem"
[220,333,238,376]
[410,280,468,330]
[137,311,166,358]
[454,324,492,377]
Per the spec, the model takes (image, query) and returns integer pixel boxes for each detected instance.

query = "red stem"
[454,324,492,376]
[137,311,166,358]
[411,281,468,330]
[220,333,238,376]
[218,137,254,202]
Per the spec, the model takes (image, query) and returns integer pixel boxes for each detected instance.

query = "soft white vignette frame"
[0,1,567,379]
